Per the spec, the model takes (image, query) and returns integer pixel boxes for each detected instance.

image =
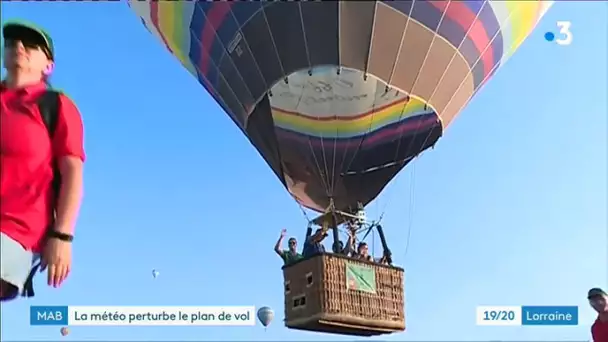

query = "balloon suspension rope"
[375,161,417,264]
[403,163,416,262]
[297,202,312,225]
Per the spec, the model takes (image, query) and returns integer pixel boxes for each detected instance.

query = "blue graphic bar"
[521,306,578,326]
[30,306,69,326]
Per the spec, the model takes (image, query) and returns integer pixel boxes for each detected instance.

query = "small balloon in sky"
[152,269,159,278]
[60,327,69,336]
[257,306,274,327]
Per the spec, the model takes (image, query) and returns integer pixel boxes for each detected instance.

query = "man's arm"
[52,95,85,235]
[342,236,354,255]
[309,229,327,243]
[274,229,286,257]
[343,228,358,255]
[54,157,83,234]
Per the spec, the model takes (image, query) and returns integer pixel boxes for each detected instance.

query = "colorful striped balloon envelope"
[128,0,552,214]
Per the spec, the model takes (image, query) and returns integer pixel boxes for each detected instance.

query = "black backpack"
[21,90,62,298]
[37,90,62,195]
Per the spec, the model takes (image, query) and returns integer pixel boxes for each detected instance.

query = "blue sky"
[1,1,606,341]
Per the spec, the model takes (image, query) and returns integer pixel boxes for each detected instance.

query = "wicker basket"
[282,253,405,336]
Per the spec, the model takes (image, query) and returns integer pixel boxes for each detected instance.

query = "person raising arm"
[274,229,302,265]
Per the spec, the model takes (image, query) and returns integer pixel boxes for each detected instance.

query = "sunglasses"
[4,39,52,59]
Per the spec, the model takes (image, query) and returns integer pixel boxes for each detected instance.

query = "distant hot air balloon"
[128,0,553,216]
[152,269,159,279]
[60,327,69,336]
[257,306,274,327]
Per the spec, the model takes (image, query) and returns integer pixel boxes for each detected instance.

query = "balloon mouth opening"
[267,65,438,129]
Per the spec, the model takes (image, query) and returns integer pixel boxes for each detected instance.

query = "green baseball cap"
[2,20,54,60]
[588,288,607,299]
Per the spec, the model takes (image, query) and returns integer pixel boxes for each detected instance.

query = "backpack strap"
[36,90,62,199]
[22,262,41,298]
[37,90,61,138]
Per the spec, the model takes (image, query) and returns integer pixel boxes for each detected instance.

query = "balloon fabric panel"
[129,0,552,213]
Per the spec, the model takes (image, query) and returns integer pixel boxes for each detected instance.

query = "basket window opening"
[305,272,313,286]
[292,295,307,308]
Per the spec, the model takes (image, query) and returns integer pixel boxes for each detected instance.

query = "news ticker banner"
[31,306,256,326]
[31,305,578,327]
[476,306,578,326]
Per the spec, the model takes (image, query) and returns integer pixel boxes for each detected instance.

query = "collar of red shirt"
[0,81,47,94]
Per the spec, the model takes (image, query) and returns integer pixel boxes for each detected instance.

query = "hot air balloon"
[128,0,552,336]
[60,327,69,336]
[152,269,159,279]
[257,306,274,328]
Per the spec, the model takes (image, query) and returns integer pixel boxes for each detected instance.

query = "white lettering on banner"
[68,306,256,326]
[303,93,368,105]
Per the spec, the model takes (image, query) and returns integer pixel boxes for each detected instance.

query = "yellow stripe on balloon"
[507,1,542,55]
[157,1,197,76]
[272,99,429,136]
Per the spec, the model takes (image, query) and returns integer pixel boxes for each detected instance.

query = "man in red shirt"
[1,21,85,300]
[589,288,608,342]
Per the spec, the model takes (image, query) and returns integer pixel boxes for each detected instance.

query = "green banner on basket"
[345,262,377,294]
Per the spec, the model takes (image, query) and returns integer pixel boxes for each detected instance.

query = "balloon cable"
[375,160,416,264]
[297,203,312,224]
[403,162,416,261]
